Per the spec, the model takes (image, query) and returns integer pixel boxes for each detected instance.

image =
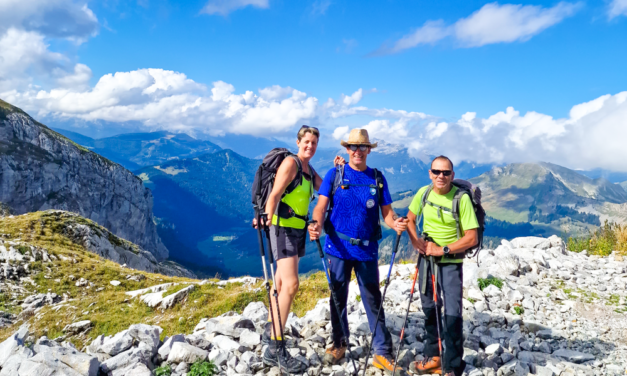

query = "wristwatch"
[443,246,451,255]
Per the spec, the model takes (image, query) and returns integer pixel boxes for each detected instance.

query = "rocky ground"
[1,235,627,376]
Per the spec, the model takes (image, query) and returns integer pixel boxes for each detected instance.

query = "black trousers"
[418,256,464,375]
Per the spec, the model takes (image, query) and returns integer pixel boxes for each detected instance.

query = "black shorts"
[269,226,306,261]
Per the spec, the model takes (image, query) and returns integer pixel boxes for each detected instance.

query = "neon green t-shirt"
[408,185,479,263]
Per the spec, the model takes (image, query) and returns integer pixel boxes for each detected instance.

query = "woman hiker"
[253,125,344,373]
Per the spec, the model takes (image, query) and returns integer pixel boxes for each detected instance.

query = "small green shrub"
[513,306,524,315]
[188,360,218,376]
[566,221,627,256]
[478,277,503,291]
[16,245,29,255]
[355,295,362,302]
[154,364,171,376]
[467,298,477,304]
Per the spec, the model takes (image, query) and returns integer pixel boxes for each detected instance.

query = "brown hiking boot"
[323,344,347,365]
[409,357,442,375]
[373,354,403,376]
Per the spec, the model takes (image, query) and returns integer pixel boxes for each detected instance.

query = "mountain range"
[6,99,627,278]
[470,162,627,233]
[52,128,221,171]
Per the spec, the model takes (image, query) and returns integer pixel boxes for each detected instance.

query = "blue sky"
[78,0,626,118]
[1,0,627,170]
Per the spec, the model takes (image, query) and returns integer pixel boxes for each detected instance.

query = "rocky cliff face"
[0,99,167,260]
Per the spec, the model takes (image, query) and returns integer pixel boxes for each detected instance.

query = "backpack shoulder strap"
[373,168,384,206]
[329,164,344,211]
[284,154,303,195]
[451,187,469,240]
[417,184,433,234]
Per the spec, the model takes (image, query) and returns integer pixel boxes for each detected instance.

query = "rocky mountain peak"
[0,99,168,260]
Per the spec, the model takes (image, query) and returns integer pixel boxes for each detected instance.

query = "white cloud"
[55,63,92,90]
[425,122,449,139]
[0,1,99,93]
[376,2,580,54]
[455,2,581,47]
[332,125,349,140]
[341,89,363,106]
[4,60,627,172]
[609,0,627,18]
[4,69,320,137]
[377,20,450,55]
[0,0,98,42]
[338,91,627,172]
[258,85,295,101]
[201,0,269,16]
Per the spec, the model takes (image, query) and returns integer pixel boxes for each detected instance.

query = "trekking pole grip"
[307,220,325,259]
[395,216,407,236]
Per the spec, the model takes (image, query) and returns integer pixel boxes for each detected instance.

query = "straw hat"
[340,129,378,149]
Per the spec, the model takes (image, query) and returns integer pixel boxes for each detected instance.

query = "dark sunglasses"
[348,144,370,152]
[431,169,452,177]
[299,125,319,132]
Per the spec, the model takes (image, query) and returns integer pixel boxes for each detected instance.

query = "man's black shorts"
[269,226,306,260]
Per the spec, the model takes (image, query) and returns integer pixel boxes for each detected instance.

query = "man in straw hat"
[309,129,408,375]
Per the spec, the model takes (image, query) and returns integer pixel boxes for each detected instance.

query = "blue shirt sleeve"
[318,167,336,197]
[380,173,393,207]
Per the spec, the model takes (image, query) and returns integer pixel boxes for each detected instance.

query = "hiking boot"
[262,342,307,373]
[261,321,272,344]
[409,357,442,375]
[323,344,347,365]
[373,354,403,376]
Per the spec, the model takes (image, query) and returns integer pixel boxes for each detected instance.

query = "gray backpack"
[418,179,485,258]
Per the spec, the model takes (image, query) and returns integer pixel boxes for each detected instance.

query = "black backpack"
[323,165,385,245]
[251,148,314,223]
[418,179,485,258]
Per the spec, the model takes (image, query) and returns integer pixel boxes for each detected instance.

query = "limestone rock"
[167,342,209,364]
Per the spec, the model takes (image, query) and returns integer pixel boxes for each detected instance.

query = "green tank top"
[272,172,312,230]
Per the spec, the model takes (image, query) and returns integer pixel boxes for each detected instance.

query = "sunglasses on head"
[348,144,370,152]
[299,125,319,132]
[431,169,452,177]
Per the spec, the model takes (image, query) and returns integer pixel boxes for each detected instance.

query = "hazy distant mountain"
[53,129,221,170]
[205,134,294,160]
[469,162,627,235]
[578,168,627,184]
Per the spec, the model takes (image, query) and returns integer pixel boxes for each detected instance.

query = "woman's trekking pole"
[361,218,405,376]
[391,252,420,376]
[254,213,282,370]
[309,220,358,375]
[263,221,287,358]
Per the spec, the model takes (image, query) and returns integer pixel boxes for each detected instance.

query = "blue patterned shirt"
[318,165,393,261]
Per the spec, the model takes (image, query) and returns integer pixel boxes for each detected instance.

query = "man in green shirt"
[406,156,478,376]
